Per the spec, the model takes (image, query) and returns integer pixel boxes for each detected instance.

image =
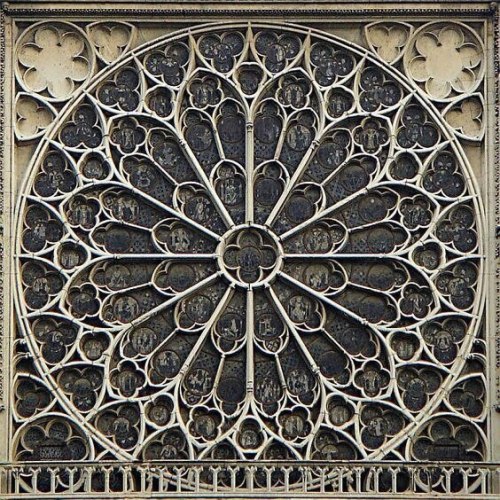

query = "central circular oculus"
[219,225,282,287]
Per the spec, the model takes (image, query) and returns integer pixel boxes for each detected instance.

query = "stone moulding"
[0,1,497,18]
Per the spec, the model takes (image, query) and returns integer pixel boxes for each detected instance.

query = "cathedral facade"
[0,0,498,497]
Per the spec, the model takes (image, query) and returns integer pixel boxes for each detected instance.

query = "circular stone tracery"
[14,22,485,468]
[219,225,282,287]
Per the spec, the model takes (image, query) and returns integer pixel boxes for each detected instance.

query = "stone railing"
[0,461,499,498]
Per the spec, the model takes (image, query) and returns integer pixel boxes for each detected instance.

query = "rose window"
[14,23,485,465]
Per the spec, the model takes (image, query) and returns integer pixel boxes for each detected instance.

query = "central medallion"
[218,225,282,288]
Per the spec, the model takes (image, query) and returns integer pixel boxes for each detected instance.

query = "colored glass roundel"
[15,24,485,463]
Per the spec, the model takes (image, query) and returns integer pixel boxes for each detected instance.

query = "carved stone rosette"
[2,9,493,496]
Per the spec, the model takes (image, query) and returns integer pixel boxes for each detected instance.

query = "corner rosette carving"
[16,22,95,101]
[405,22,484,100]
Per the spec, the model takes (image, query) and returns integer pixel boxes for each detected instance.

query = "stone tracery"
[12,22,486,476]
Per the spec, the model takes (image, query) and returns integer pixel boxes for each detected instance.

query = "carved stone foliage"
[13,22,486,471]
